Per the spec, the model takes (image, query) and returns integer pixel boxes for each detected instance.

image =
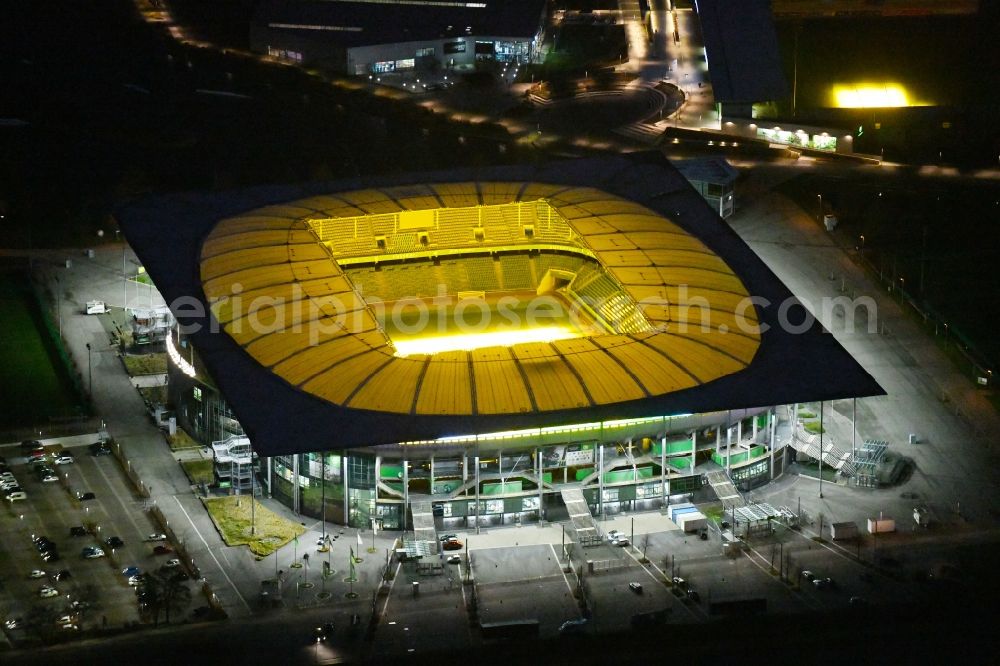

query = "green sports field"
[0,272,86,428]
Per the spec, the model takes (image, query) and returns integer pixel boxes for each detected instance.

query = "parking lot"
[0,438,195,642]
[472,544,580,638]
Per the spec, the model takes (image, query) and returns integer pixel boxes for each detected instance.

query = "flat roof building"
[251,0,547,74]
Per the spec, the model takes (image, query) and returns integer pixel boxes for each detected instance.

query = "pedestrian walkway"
[560,486,600,543]
[410,498,438,551]
[789,425,857,476]
[705,470,745,509]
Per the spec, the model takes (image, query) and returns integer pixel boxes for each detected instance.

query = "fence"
[849,245,994,390]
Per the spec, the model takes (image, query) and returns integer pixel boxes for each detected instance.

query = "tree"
[152,567,192,625]
[136,568,190,626]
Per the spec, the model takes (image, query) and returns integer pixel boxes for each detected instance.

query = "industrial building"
[250,0,547,74]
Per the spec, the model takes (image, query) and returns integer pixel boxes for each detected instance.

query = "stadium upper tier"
[199,183,761,417]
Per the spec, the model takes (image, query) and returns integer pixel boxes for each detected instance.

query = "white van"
[6,491,27,502]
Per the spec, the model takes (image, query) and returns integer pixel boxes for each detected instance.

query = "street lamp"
[86,343,92,398]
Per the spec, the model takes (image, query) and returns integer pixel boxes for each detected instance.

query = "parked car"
[686,589,701,603]
[6,491,27,502]
[41,474,59,483]
[81,546,105,559]
[4,617,23,630]
[69,526,88,537]
[121,566,141,577]
[128,575,142,586]
[89,442,112,456]
[54,454,74,465]
[39,586,59,598]
[54,570,72,581]
[153,544,173,555]
[20,440,43,451]
[163,559,181,568]
[628,582,643,594]
[41,551,60,563]
[106,536,124,548]
[801,570,816,582]
[672,576,687,589]
[612,537,630,547]
[77,492,96,501]
[813,577,835,590]
[606,530,621,542]
[28,569,46,579]
[28,450,48,462]
[438,534,458,542]
[446,554,462,565]
[558,618,588,635]
[442,539,463,551]
[145,533,167,542]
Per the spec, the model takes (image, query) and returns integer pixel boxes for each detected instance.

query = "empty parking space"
[472,544,579,638]
[583,564,676,633]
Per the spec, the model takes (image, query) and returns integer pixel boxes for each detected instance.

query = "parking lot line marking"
[621,542,704,620]
[82,453,146,536]
[172,495,251,614]
[548,543,578,610]
[740,544,821,611]
[379,560,402,621]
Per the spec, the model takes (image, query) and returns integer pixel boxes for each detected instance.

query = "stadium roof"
[253,0,546,49]
[695,0,789,103]
[118,153,883,454]
[200,184,761,417]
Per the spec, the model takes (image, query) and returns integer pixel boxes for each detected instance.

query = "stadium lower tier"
[170,363,802,530]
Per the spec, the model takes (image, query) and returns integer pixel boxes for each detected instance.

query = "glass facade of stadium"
[168,333,793,531]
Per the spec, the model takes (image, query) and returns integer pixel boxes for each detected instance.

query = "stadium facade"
[119,153,882,530]
[250,0,546,74]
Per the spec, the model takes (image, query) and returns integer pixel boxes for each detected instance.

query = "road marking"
[740,543,820,611]
[548,542,578,611]
[81,456,146,537]
[172,495,251,613]
[621,543,704,620]
[379,560,401,620]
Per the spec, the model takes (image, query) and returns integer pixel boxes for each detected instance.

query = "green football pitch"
[0,272,85,428]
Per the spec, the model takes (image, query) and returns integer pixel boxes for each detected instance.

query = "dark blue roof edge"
[117,152,883,455]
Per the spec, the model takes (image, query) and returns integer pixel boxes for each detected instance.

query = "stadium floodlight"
[391,325,579,357]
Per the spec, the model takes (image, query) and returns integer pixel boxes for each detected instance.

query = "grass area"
[181,460,214,486]
[138,385,168,406]
[203,496,306,557]
[122,352,167,376]
[701,503,725,524]
[168,429,200,451]
[797,462,839,482]
[802,421,826,435]
[797,410,816,419]
[0,272,84,426]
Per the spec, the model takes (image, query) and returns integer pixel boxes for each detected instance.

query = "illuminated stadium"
[119,153,882,530]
